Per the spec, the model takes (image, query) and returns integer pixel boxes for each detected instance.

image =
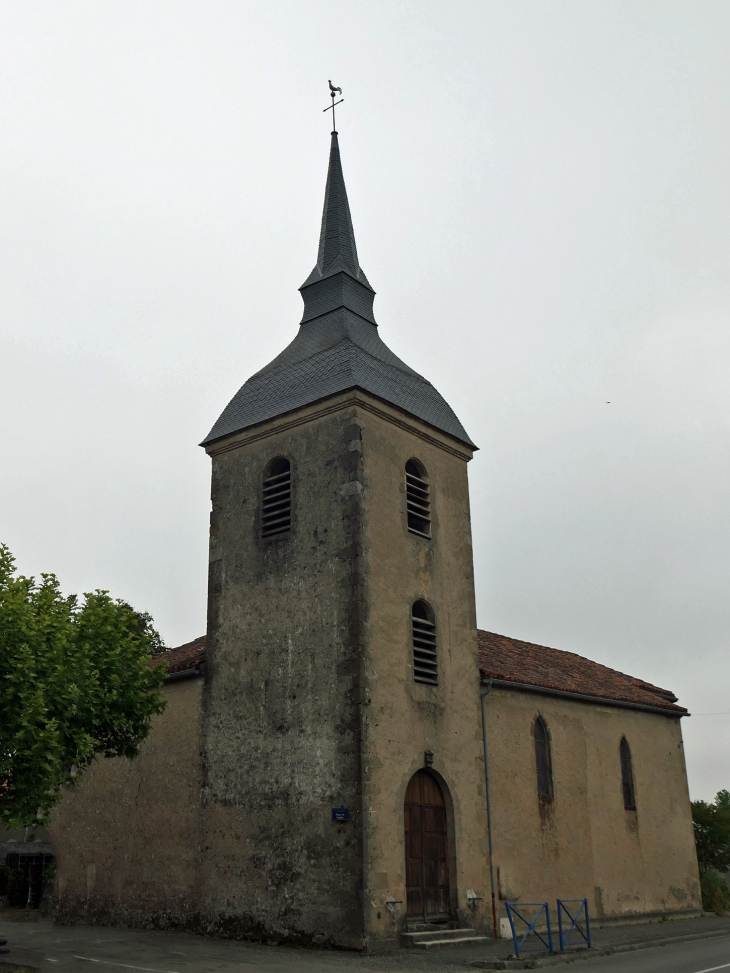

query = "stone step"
[401,928,491,948]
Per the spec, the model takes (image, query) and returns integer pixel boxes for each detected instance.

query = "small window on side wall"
[405,460,431,537]
[534,717,553,799]
[261,457,292,538]
[411,601,438,686]
[620,737,636,810]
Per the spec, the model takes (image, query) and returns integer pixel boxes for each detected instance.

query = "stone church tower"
[199,132,489,947]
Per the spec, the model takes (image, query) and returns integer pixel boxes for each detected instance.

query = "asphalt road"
[0,918,728,973]
[563,937,730,973]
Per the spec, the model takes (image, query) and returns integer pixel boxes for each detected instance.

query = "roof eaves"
[165,665,205,683]
[201,380,477,453]
[481,675,687,717]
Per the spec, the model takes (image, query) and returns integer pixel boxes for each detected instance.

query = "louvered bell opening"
[406,462,431,538]
[412,605,438,686]
[262,464,291,538]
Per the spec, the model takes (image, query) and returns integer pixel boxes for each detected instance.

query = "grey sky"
[1,1,728,801]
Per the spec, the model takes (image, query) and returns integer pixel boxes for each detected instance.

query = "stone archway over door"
[404,770,449,919]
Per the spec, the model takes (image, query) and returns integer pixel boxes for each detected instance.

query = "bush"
[6,867,29,908]
[701,869,730,915]
[0,864,9,896]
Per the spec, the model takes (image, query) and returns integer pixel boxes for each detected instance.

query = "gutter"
[481,678,687,718]
[480,681,498,941]
[164,666,205,684]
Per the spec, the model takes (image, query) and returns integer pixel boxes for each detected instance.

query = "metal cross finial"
[323,80,343,132]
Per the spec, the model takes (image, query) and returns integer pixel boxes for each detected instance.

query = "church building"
[44,129,701,949]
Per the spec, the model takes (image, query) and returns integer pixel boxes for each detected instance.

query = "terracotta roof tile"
[153,630,685,714]
[151,636,207,677]
[478,630,686,715]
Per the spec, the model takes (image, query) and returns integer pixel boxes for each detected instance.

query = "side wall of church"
[354,402,490,946]
[484,687,701,921]
[50,675,204,926]
[200,399,366,948]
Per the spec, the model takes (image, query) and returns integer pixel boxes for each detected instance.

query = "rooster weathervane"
[323,80,343,132]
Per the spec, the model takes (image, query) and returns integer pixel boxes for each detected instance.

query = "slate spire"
[201,131,475,449]
[299,133,375,324]
[301,132,372,289]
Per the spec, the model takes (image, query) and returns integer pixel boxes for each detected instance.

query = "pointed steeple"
[201,131,475,450]
[299,132,375,325]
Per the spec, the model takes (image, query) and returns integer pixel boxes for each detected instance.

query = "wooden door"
[404,770,449,919]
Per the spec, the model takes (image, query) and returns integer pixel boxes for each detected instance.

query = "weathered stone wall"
[483,687,701,920]
[50,675,204,926]
[200,395,366,947]
[352,398,489,945]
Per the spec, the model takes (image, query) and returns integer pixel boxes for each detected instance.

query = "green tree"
[0,543,167,828]
[692,789,730,873]
[700,869,730,915]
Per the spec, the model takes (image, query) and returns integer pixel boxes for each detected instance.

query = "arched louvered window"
[261,457,292,538]
[405,460,431,538]
[620,737,636,810]
[411,601,437,686]
[534,717,553,799]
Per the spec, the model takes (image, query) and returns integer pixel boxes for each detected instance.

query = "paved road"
[0,918,728,973]
[563,937,730,973]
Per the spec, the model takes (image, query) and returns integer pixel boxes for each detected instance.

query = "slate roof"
[299,129,372,292]
[201,133,475,449]
[478,630,686,715]
[156,630,685,715]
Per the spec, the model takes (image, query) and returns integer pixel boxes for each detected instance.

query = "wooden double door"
[404,770,450,919]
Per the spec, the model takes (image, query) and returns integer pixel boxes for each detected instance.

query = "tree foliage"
[701,869,730,915]
[692,789,730,873]
[0,544,167,828]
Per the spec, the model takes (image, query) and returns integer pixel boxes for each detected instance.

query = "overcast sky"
[1,1,728,802]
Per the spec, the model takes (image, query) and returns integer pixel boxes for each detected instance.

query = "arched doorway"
[404,770,449,920]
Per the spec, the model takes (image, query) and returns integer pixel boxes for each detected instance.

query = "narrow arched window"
[620,737,636,810]
[261,457,292,538]
[534,717,553,799]
[405,460,431,537]
[411,601,437,685]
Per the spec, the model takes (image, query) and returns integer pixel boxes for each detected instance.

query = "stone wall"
[200,394,367,947]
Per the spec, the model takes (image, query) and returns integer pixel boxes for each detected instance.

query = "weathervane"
[323,80,343,132]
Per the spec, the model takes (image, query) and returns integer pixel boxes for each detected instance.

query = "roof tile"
[153,631,685,715]
[478,630,685,714]
[151,636,206,676]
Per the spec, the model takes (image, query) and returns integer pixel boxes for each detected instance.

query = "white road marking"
[75,957,182,973]
[692,964,730,973]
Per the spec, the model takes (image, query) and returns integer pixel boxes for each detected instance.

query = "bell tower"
[199,129,488,949]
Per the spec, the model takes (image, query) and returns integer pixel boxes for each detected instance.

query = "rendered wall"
[200,395,366,947]
[50,675,204,925]
[353,397,490,946]
[483,687,701,921]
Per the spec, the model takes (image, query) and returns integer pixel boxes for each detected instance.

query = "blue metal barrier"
[505,901,553,957]
[557,898,591,950]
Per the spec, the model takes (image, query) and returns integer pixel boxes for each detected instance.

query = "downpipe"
[480,680,498,940]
